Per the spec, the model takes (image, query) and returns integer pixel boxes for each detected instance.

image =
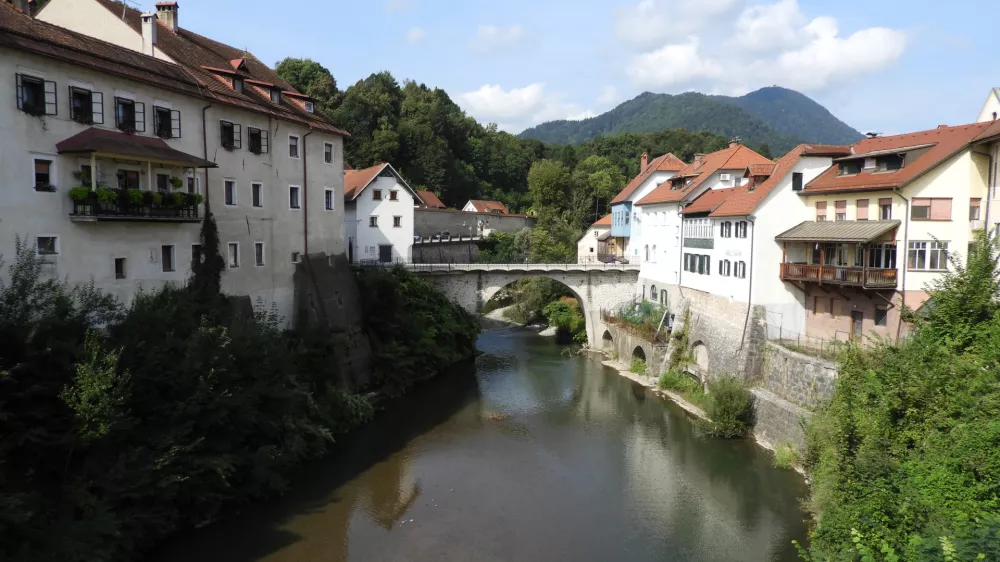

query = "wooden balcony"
[780,263,897,289]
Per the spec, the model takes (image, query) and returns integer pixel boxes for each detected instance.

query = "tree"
[570,155,626,228]
[189,212,225,305]
[274,58,343,114]
[527,159,572,222]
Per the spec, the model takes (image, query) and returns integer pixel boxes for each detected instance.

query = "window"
[369,216,378,227]
[908,241,948,271]
[252,182,263,208]
[289,185,301,209]
[814,297,827,315]
[114,257,126,279]
[187,176,199,194]
[153,106,180,138]
[876,155,904,172]
[735,221,748,238]
[868,243,897,269]
[79,164,93,188]
[700,255,710,275]
[220,120,241,150]
[114,97,144,132]
[650,285,657,299]
[69,86,103,124]
[192,244,202,267]
[816,201,827,221]
[838,160,863,176]
[156,173,170,193]
[875,305,888,327]
[117,169,140,190]
[879,198,892,220]
[270,88,281,104]
[911,198,952,221]
[224,180,237,206]
[720,221,732,238]
[291,251,302,263]
[856,199,869,220]
[970,198,982,221]
[719,259,732,277]
[791,172,803,192]
[254,242,265,267]
[232,77,244,93]
[161,245,175,272]
[33,158,53,191]
[373,189,383,201]
[248,127,269,154]
[324,188,334,211]
[16,74,56,116]
[36,236,58,256]
[735,261,747,279]
[324,142,333,164]
[228,242,240,268]
[389,190,399,201]
[289,135,300,158]
[683,218,713,239]
[835,200,847,221]
[304,101,314,113]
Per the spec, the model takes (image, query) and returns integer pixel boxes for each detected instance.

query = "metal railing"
[780,263,897,288]
[71,192,200,222]
[353,260,640,272]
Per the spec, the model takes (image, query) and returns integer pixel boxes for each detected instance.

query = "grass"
[773,442,799,470]
[658,371,709,410]
[630,358,647,375]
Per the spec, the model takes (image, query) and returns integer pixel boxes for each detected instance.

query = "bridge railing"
[352,260,640,272]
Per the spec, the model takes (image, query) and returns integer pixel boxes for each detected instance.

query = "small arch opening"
[692,341,709,373]
[632,346,646,362]
[602,330,614,350]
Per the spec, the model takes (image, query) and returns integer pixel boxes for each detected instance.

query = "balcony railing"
[780,263,897,288]
[70,190,201,222]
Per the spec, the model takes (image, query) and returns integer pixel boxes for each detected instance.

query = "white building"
[462,200,508,214]
[344,163,419,263]
[608,152,686,262]
[978,88,1000,123]
[577,214,611,264]
[633,143,772,301]
[3,0,347,322]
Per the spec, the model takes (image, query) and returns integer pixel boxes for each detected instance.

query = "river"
[151,328,809,562]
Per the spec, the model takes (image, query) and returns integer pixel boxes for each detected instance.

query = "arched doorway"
[650,285,657,300]
[692,341,709,373]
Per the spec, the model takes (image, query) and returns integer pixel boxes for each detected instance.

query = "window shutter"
[44,80,57,115]
[261,129,269,153]
[856,199,869,220]
[134,101,146,132]
[15,74,24,110]
[171,109,181,138]
[930,198,952,220]
[835,200,847,211]
[91,91,104,124]
[233,124,242,149]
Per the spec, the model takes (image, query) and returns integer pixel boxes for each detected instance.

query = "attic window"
[876,154,904,172]
[270,88,281,104]
[304,101,315,113]
[232,78,244,93]
[838,160,863,176]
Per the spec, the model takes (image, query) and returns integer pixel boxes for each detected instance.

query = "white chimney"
[140,12,157,56]
[155,1,178,33]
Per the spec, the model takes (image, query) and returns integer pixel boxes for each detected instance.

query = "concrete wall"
[603,324,670,373]
[752,390,812,451]
[414,207,534,238]
[577,226,609,263]
[411,239,480,264]
[39,0,176,62]
[345,174,415,262]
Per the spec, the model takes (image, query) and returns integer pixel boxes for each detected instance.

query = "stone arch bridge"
[405,263,640,346]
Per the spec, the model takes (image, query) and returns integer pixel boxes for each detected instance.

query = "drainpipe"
[677,203,686,286]
[892,187,910,342]
[738,216,756,353]
[302,128,314,256]
[201,103,213,208]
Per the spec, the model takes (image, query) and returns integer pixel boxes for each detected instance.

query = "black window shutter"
[135,102,146,132]
[15,74,24,110]
[91,91,104,124]
[233,124,242,150]
[261,129,269,153]
[44,80,57,115]
[171,109,181,138]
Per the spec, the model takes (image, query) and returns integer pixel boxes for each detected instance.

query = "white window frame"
[907,241,949,271]
[35,234,59,256]
[324,142,334,164]
[393,215,402,228]
[251,181,263,208]
[30,152,58,191]
[288,134,300,159]
[224,178,237,206]
[324,187,335,211]
[369,215,378,228]
[228,242,240,268]
[161,244,176,273]
[288,184,301,210]
[254,241,265,267]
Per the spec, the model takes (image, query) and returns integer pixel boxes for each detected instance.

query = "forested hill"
[519,87,864,154]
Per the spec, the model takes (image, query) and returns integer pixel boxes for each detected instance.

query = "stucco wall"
[345,175,415,262]
[38,0,176,62]
[414,208,535,238]
[978,91,1000,123]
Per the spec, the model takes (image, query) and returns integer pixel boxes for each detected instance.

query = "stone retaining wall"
[604,324,670,374]
[752,389,812,451]
[760,342,837,409]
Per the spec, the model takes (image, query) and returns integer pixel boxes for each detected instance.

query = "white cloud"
[457,83,594,132]
[405,27,427,43]
[472,24,526,53]
[597,86,619,106]
[618,0,907,93]
[384,0,412,12]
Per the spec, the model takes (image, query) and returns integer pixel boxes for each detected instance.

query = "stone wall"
[603,324,670,374]
[415,207,536,238]
[412,239,480,263]
[760,342,838,409]
[752,390,812,451]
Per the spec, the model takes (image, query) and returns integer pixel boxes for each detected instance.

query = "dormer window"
[232,77,244,93]
[270,88,281,104]
[876,154,904,172]
[304,101,315,113]
[838,160,863,176]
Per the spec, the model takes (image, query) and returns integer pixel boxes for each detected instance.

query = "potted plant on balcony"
[95,187,117,203]
[169,176,184,189]
[192,193,204,205]
[68,186,91,202]
[171,192,187,206]
[126,188,144,206]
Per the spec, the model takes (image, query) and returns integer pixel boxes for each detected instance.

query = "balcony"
[70,189,201,223]
[683,237,714,250]
[780,263,897,289]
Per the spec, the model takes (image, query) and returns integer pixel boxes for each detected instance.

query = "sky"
[173,0,998,137]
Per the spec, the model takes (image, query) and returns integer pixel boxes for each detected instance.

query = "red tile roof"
[610,152,687,204]
[344,164,388,200]
[746,163,775,177]
[711,144,850,218]
[56,127,217,168]
[682,188,736,215]
[593,214,612,227]
[83,0,347,135]
[416,190,446,208]
[466,200,509,214]
[636,144,772,206]
[805,123,995,194]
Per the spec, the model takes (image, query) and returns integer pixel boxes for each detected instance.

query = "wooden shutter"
[856,199,869,220]
[835,200,847,211]
[171,110,181,138]
[233,124,242,149]
[134,101,146,132]
[44,80,57,115]
[91,91,104,124]
[930,198,952,220]
[14,74,23,110]
[816,201,827,218]
[261,129,269,153]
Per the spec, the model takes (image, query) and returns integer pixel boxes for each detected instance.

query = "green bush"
[630,358,646,374]
[657,370,709,410]
[772,442,799,470]
[68,186,91,201]
[542,297,586,343]
[95,187,117,203]
[126,188,144,205]
[704,375,755,438]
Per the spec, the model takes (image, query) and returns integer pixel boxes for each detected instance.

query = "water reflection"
[151,328,807,562]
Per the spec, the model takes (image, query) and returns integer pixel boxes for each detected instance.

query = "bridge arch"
[601,330,614,350]
[632,346,646,363]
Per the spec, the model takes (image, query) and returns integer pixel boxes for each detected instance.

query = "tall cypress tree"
[189,211,225,303]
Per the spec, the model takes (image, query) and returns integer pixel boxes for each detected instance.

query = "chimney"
[640,152,649,170]
[155,1,178,33]
[140,12,157,56]
[694,153,705,164]
[729,140,739,148]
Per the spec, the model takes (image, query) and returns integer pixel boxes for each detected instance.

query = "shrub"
[68,186,91,201]
[169,176,184,189]
[542,298,586,343]
[95,187,117,203]
[704,375,755,438]
[126,188,144,205]
[658,370,701,394]
[630,358,646,374]
[171,192,187,206]
[772,442,799,469]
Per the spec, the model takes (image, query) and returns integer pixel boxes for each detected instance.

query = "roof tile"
[416,190,446,208]
[466,200,509,214]
[344,164,387,200]
[636,145,772,206]
[610,152,687,204]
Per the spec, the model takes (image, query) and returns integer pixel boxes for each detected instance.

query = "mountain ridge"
[519,87,863,154]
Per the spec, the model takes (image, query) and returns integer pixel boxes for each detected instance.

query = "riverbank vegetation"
[0,215,477,562]
[799,232,1000,560]
[542,297,587,343]
[602,300,670,343]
